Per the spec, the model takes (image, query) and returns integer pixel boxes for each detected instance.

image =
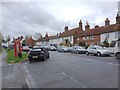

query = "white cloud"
[1,1,119,39]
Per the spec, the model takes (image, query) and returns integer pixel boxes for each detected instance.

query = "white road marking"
[61,71,87,88]
[85,59,94,62]
[107,63,118,66]
[21,64,36,88]
[61,72,66,76]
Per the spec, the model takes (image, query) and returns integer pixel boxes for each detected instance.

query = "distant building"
[25,36,36,47]
[37,14,120,47]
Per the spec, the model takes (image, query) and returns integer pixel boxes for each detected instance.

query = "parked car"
[86,45,110,56]
[8,45,14,49]
[2,45,8,48]
[28,46,50,62]
[48,46,57,51]
[71,46,86,54]
[57,46,70,52]
[22,46,30,52]
[114,38,120,59]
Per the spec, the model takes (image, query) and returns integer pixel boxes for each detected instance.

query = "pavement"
[2,50,28,89]
[22,51,118,88]
[0,53,2,90]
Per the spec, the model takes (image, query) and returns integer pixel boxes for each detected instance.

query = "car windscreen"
[76,46,83,49]
[31,48,42,51]
[95,46,104,49]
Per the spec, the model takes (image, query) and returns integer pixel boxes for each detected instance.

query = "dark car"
[28,46,50,62]
[8,45,14,49]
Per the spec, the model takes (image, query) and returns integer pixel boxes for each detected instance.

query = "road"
[22,51,118,88]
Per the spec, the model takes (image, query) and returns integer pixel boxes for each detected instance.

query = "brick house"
[74,14,120,45]
[25,36,36,47]
[37,14,120,47]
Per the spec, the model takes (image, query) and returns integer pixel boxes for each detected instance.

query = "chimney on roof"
[85,21,90,30]
[116,14,120,24]
[64,26,68,31]
[105,18,110,26]
[79,20,83,30]
[95,25,99,28]
[59,32,61,35]
[57,33,58,36]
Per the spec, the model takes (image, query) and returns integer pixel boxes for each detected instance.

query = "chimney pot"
[64,26,68,31]
[85,21,90,30]
[105,18,110,26]
[79,20,83,30]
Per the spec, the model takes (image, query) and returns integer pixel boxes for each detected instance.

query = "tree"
[103,37,109,47]
[79,41,86,47]
[110,40,116,47]
[33,33,42,41]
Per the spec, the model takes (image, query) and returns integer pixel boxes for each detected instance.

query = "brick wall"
[74,35,100,45]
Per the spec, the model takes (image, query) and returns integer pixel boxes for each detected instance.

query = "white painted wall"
[100,31,120,43]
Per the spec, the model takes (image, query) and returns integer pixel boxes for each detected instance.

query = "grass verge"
[5,49,28,64]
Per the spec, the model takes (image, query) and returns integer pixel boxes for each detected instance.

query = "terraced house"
[38,14,120,47]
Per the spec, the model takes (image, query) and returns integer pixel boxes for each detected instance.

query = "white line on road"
[61,72,66,76]
[107,63,118,66]
[21,64,36,88]
[61,71,87,88]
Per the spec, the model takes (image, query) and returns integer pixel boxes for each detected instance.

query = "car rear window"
[32,49,42,51]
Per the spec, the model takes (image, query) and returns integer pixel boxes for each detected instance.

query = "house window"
[90,36,94,40]
[115,32,118,38]
[83,36,89,40]
[70,36,72,41]
[106,33,109,38]
[77,38,79,41]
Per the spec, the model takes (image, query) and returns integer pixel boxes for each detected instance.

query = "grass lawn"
[5,49,28,64]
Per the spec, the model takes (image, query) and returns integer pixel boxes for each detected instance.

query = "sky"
[1,0,120,40]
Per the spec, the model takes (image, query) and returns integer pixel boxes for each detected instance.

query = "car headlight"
[41,51,44,53]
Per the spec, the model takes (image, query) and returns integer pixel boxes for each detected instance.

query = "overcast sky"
[1,0,120,40]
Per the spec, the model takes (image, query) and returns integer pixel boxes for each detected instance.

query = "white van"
[114,38,120,59]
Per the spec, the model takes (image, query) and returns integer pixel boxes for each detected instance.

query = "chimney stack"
[116,14,120,24]
[105,18,110,26]
[79,20,83,30]
[95,25,99,28]
[85,21,90,30]
[59,32,61,35]
[64,26,68,31]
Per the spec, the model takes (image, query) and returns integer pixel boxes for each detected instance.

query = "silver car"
[71,46,86,54]
[86,45,110,56]
[57,46,70,52]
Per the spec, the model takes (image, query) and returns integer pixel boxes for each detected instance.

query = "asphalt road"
[22,51,118,88]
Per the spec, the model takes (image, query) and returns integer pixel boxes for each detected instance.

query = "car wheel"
[76,51,79,54]
[43,56,46,61]
[116,53,120,59]
[97,52,101,56]
[47,55,50,58]
[86,51,89,55]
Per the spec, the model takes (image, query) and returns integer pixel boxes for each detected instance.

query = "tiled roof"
[40,23,120,41]
[59,27,80,38]
[48,35,59,39]
[75,24,120,37]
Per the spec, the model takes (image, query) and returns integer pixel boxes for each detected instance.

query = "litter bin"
[18,52,22,58]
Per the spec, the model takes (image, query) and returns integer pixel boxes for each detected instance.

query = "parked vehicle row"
[57,45,111,57]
